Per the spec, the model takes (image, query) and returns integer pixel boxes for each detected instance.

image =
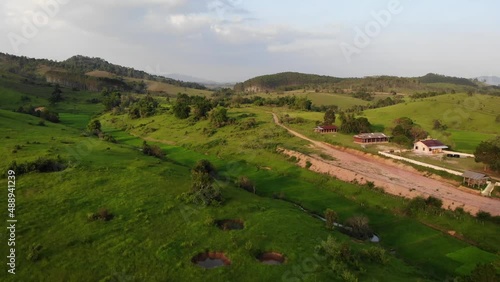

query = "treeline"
[234,72,343,92]
[99,90,160,119]
[418,73,477,87]
[61,55,207,89]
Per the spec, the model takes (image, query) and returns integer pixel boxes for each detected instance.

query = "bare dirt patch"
[272,113,500,216]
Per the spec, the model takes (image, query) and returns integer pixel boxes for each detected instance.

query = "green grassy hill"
[362,93,500,152]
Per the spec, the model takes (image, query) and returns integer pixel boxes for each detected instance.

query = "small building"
[353,133,389,144]
[462,171,489,188]
[314,125,338,133]
[414,139,448,154]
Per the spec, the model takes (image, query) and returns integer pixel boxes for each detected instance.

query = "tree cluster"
[391,117,428,148]
[474,137,500,172]
[339,113,371,134]
[15,106,60,123]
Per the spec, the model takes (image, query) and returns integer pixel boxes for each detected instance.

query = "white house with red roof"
[414,138,448,154]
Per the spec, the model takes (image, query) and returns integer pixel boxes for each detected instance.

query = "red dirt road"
[272,113,500,216]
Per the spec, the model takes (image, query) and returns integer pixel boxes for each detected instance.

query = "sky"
[1,0,499,82]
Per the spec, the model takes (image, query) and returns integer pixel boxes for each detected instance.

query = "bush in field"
[179,160,222,206]
[27,244,43,262]
[192,159,217,177]
[305,160,312,169]
[325,209,338,230]
[361,246,388,265]
[100,133,117,143]
[8,156,66,176]
[238,176,256,194]
[345,215,373,240]
[209,107,231,128]
[405,196,444,215]
[87,208,113,222]
[87,119,102,135]
[316,236,361,281]
[425,196,443,209]
[239,118,257,130]
[142,141,165,159]
[465,263,497,282]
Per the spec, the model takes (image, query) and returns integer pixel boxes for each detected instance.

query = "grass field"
[1,78,499,281]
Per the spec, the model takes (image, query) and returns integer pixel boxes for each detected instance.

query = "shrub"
[405,196,428,215]
[37,120,45,126]
[305,161,312,169]
[466,263,497,282]
[142,141,165,159]
[361,246,388,265]
[8,156,66,176]
[238,176,256,194]
[87,208,113,222]
[344,215,373,240]
[192,159,217,177]
[101,134,117,143]
[325,209,337,230]
[27,244,42,262]
[239,118,257,130]
[87,119,102,135]
[425,196,443,209]
[476,211,492,221]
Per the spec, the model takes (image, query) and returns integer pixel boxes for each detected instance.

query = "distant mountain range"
[477,76,500,86]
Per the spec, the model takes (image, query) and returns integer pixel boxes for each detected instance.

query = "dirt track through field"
[272,113,500,216]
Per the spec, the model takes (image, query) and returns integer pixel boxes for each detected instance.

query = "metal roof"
[317,125,338,130]
[420,139,448,149]
[461,171,488,180]
[354,133,388,139]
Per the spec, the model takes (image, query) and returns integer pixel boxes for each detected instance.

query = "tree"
[325,209,337,230]
[210,107,229,128]
[409,126,428,140]
[87,119,101,135]
[190,160,221,205]
[136,95,159,118]
[323,108,336,125]
[48,84,63,104]
[192,159,217,177]
[172,94,191,119]
[474,137,500,172]
[102,90,121,111]
[345,215,373,240]
[192,96,213,120]
[392,135,412,149]
[141,141,165,159]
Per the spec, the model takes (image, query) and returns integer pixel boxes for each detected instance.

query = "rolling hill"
[234,72,487,94]
[0,52,209,94]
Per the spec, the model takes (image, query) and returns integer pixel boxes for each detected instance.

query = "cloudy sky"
[1,0,499,82]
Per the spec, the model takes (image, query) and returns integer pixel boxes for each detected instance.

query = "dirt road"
[272,113,500,216]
